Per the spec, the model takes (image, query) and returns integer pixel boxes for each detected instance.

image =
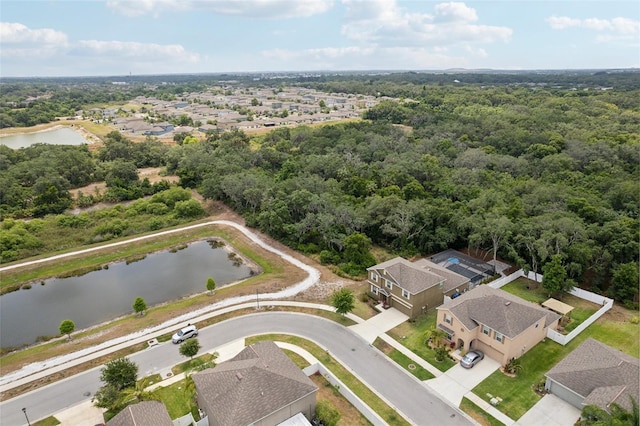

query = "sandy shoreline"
[0,123,102,144]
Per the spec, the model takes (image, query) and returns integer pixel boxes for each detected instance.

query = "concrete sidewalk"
[348,307,408,343]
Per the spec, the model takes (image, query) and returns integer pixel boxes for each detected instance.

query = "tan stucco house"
[436,285,561,365]
[545,338,639,412]
[193,341,318,426]
[367,257,470,319]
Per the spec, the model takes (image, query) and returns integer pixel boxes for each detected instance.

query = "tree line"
[1,76,638,307]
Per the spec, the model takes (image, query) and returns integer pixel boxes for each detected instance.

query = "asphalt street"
[1,312,472,426]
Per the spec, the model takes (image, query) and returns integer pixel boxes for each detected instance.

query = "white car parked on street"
[172,324,198,343]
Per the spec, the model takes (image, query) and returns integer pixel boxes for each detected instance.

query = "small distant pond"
[0,241,254,349]
[0,127,90,149]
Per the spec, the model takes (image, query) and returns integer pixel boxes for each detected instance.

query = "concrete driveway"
[516,394,581,426]
[349,307,408,343]
[426,355,501,406]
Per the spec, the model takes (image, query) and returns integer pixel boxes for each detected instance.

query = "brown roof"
[193,341,317,426]
[546,338,639,412]
[368,257,468,294]
[107,401,173,426]
[438,285,560,338]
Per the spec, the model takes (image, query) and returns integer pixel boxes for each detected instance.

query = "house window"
[482,325,490,335]
[402,289,409,299]
[444,314,452,324]
[495,332,504,343]
[371,272,378,282]
[371,285,378,295]
[385,280,392,290]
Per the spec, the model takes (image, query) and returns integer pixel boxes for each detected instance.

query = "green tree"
[132,297,147,316]
[92,384,122,411]
[59,319,75,340]
[100,358,138,390]
[609,262,639,305]
[179,338,201,360]
[580,398,638,426]
[542,254,568,297]
[206,277,216,295]
[331,288,355,316]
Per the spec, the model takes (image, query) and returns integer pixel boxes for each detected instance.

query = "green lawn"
[151,379,199,420]
[171,352,217,375]
[386,309,456,372]
[564,306,598,333]
[459,397,505,426]
[33,417,61,426]
[373,338,435,380]
[472,311,639,420]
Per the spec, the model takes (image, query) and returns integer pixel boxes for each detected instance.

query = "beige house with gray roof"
[193,341,318,426]
[436,285,561,364]
[545,338,639,413]
[367,257,470,318]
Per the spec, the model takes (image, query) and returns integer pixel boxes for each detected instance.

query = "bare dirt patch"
[310,373,370,426]
[71,167,179,200]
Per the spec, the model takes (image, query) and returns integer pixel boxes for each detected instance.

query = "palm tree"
[504,357,523,375]
[117,377,157,406]
[425,328,447,349]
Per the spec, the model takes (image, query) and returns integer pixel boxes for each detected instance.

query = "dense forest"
[1,72,638,307]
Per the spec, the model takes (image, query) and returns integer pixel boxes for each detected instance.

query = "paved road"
[1,313,472,426]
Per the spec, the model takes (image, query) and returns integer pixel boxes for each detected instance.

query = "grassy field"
[247,334,412,426]
[386,309,457,372]
[151,379,198,420]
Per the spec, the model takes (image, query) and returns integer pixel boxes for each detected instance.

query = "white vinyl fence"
[487,268,613,345]
[303,363,387,426]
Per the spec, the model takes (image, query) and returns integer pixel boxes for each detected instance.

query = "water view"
[0,127,90,149]
[0,241,253,349]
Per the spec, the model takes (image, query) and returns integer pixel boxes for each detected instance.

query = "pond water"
[0,127,90,149]
[0,241,253,349]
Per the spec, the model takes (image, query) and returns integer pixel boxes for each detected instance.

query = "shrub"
[315,400,341,426]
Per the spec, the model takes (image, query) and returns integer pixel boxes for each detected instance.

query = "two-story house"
[436,285,561,364]
[367,257,470,319]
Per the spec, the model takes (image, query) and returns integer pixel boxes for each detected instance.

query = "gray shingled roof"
[193,341,318,426]
[107,401,173,426]
[546,338,639,412]
[438,285,560,338]
[368,257,468,294]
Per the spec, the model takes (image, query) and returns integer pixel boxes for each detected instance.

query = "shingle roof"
[107,401,173,426]
[193,341,318,426]
[438,285,560,338]
[368,257,468,294]
[546,338,639,412]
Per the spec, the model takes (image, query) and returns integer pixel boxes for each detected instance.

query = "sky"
[1,0,639,77]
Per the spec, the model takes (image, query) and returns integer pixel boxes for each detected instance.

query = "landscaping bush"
[315,400,341,426]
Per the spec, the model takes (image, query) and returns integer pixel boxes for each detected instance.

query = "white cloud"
[547,15,640,34]
[72,40,200,62]
[0,22,67,45]
[433,2,477,23]
[0,22,69,59]
[341,1,511,47]
[106,0,334,18]
[261,45,471,70]
[545,16,581,30]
